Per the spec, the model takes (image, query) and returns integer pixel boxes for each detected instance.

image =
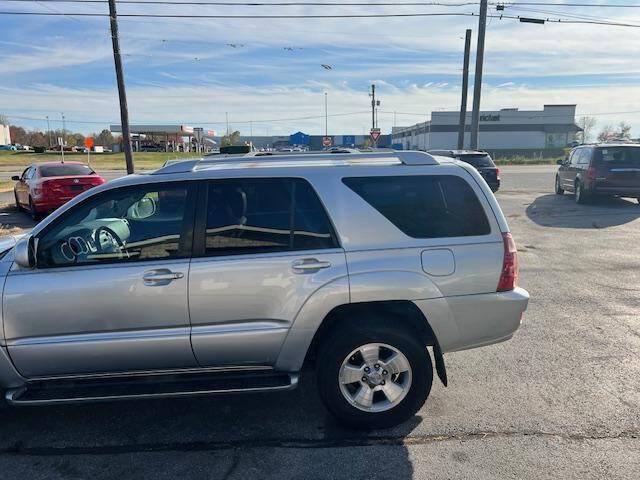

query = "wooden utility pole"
[458,29,472,150]
[470,0,487,150]
[108,0,134,174]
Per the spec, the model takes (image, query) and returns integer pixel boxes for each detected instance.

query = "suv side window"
[204,178,337,256]
[342,175,491,238]
[37,182,193,268]
[578,148,591,164]
[570,149,582,165]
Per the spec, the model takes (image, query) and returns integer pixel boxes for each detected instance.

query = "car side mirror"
[14,235,36,269]
[11,176,20,181]
[556,159,564,165]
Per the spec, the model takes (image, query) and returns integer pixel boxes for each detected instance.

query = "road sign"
[322,136,332,147]
[370,129,381,143]
[84,137,95,149]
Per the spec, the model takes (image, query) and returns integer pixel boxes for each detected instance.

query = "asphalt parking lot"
[0,165,638,479]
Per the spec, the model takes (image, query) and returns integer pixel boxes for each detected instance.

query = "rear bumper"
[591,186,640,197]
[414,287,529,353]
[33,195,80,212]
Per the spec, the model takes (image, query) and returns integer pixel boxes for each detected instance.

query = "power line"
[4,110,372,125]
[5,0,481,4]
[2,9,640,26]
[495,2,640,7]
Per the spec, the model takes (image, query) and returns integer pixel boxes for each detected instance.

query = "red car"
[13,162,105,220]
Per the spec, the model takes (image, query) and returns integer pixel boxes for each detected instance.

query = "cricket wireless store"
[392,105,582,152]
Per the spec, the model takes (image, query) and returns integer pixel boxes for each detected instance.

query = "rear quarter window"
[456,154,495,168]
[342,175,491,238]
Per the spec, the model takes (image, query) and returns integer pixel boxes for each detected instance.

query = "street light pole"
[61,113,65,163]
[470,0,488,150]
[324,92,328,137]
[458,29,472,150]
[46,115,51,148]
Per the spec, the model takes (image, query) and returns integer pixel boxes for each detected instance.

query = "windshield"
[596,147,640,166]
[456,154,495,168]
[40,164,94,177]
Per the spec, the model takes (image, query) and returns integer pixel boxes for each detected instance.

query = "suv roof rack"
[151,150,440,175]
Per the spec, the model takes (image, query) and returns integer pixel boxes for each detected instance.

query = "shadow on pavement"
[0,370,419,479]
[526,194,640,229]
[0,204,36,235]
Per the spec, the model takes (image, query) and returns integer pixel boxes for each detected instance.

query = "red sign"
[84,137,95,149]
[370,129,381,143]
[322,136,332,147]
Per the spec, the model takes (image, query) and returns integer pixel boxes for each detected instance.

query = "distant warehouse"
[392,105,582,152]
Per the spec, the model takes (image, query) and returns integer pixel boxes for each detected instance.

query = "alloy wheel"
[338,343,412,413]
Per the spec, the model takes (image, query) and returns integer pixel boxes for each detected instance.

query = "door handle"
[143,269,184,285]
[291,259,331,273]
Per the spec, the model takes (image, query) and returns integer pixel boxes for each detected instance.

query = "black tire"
[316,319,433,429]
[555,176,564,195]
[575,181,588,204]
[28,197,40,221]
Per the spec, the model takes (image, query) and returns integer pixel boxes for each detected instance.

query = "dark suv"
[428,150,500,192]
[556,144,640,204]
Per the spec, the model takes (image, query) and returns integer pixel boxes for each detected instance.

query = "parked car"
[0,145,17,151]
[428,150,501,192]
[0,151,528,428]
[12,162,105,220]
[139,144,164,152]
[556,143,640,204]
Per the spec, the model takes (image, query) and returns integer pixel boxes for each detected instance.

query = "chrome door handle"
[291,259,331,273]
[143,269,184,285]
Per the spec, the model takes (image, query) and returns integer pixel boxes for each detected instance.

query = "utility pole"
[370,84,376,131]
[458,29,472,150]
[470,0,487,150]
[324,92,328,137]
[108,0,134,174]
[249,120,253,145]
[226,112,229,136]
[46,115,51,148]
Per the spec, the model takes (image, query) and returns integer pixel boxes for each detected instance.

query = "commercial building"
[392,105,581,152]
[0,122,11,146]
[110,125,216,152]
[213,132,391,150]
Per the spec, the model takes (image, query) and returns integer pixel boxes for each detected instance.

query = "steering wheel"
[94,225,127,257]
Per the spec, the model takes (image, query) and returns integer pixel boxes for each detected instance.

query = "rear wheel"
[575,181,588,204]
[28,197,40,221]
[316,319,432,429]
[555,176,564,195]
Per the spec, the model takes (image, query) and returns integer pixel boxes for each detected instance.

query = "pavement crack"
[1,430,638,457]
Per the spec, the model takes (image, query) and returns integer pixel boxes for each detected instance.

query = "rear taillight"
[496,167,501,179]
[587,166,596,181]
[497,232,518,292]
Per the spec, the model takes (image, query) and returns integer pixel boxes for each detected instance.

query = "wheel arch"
[303,300,448,387]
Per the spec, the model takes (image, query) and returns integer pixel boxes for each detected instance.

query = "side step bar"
[6,370,298,406]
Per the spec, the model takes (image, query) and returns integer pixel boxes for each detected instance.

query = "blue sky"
[2,1,640,137]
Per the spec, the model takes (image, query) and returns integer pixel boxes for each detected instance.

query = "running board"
[5,370,298,406]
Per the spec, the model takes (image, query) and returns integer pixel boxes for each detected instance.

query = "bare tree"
[577,116,596,143]
[597,125,614,143]
[617,121,632,140]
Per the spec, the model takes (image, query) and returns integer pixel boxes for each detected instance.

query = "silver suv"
[0,151,528,428]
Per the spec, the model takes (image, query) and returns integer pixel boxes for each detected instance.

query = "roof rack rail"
[151,150,439,175]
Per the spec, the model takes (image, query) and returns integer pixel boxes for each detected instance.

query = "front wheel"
[555,176,564,195]
[316,321,432,429]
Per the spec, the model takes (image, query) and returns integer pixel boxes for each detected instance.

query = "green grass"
[0,151,199,171]
[493,155,562,166]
